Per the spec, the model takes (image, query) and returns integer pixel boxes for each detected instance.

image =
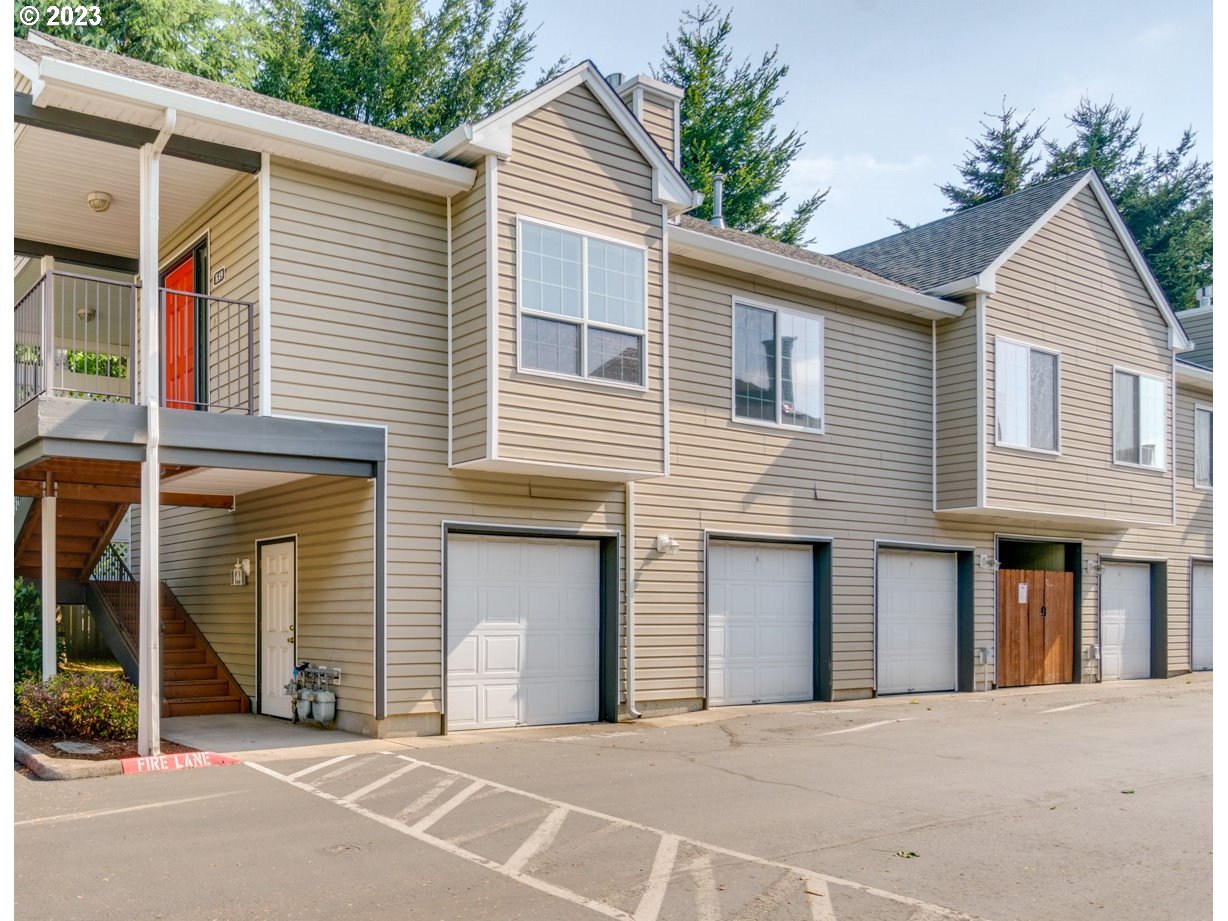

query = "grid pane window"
[519,221,646,385]
[1195,407,1213,487]
[1113,369,1166,469]
[995,339,1058,451]
[733,302,823,431]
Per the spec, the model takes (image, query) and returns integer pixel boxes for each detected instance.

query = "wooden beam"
[15,501,41,564]
[52,483,235,509]
[79,504,131,581]
[14,479,43,497]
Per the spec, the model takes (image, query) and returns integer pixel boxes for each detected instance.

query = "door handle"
[287,635,295,643]
[1040,605,1047,618]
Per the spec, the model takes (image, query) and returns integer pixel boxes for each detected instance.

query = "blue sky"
[524,0,1213,253]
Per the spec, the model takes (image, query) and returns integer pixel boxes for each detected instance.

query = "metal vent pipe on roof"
[711,173,726,228]
[606,72,624,88]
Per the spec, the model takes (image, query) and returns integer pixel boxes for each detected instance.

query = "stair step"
[162,634,197,651]
[163,695,247,717]
[161,619,187,635]
[164,648,208,666]
[164,663,218,682]
[163,679,229,699]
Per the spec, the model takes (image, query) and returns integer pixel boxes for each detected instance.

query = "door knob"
[287,635,295,643]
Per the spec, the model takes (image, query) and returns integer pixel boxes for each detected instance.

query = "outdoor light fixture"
[76,307,97,323]
[976,553,999,571]
[86,191,112,213]
[1084,556,1102,575]
[655,534,681,555]
[231,558,251,586]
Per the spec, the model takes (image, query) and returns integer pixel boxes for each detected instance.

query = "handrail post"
[248,299,256,414]
[130,282,138,404]
[40,258,55,397]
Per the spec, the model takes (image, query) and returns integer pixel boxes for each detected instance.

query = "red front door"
[163,255,196,410]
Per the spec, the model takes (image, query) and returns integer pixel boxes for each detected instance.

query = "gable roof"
[835,170,1191,350]
[1177,306,1213,369]
[834,171,1090,293]
[426,61,699,212]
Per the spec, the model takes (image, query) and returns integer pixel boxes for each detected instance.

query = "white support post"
[40,485,57,681]
[40,255,54,396]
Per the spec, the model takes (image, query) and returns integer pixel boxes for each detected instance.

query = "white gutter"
[32,56,475,196]
[668,226,963,322]
[1176,361,1214,388]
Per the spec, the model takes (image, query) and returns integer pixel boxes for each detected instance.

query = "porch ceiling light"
[86,191,112,213]
[76,307,97,323]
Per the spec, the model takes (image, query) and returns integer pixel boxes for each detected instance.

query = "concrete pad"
[160,713,392,762]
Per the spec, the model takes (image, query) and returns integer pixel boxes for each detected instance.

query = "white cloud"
[786,152,931,188]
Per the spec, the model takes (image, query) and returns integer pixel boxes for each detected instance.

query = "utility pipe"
[625,482,641,718]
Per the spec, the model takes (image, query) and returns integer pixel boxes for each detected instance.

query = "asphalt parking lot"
[14,675,1211,921]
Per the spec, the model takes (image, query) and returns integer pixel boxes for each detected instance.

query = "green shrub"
[14,578,43,682]
[16,672,139,740]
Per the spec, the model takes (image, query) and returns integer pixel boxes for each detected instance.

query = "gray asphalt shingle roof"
[17,33,433,155]
[834,170,1093,292]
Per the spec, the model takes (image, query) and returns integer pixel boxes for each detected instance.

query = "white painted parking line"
[409,779,485,833]
[396,776,456,821]
[503,806,569,875]
[15,792,241,827]
[821,718,915,736]
[287,754,352,780]
[249,756,991,921]
[686,852,721,921]
[633,833,679,921]
[1041,702,1099,714]
[804,874,837,921]
[341,761,422,803]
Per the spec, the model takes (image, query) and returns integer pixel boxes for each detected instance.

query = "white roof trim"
[615,74,684,102]
[955,171,1192,351]
[669,226,963,321]
[426,62,698,211]
[24,53,476,196]
[1176,361,1213,389]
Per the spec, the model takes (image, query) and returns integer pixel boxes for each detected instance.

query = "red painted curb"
[120,751,241,774]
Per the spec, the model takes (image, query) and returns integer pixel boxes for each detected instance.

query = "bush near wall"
[15,672,139,740]
[14,578,44,682]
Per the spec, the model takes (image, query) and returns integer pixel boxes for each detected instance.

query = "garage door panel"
[447,535,600,731]
[709,542,814,706]
[1101,563,1151,680]
[1192,563,1212,671]
[877,550,957,695]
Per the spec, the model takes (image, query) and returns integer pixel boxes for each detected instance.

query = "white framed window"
[1194,405,1213,488]
[994,337,1060,453]
[732,299,824,433]
[517,218,647,388]
[1113,368,1167,470]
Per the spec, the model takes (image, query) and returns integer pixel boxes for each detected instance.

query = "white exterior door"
[1101,562,1151,680]
[447,535,599,731]
[708,541,813,706]
[260,540,296,718]
[877,550,958,695]
[1192,562,1213,671]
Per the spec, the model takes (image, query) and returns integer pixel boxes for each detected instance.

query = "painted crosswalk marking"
[248,754,993,921]
[287,754,352,780]
[341,761,421,803]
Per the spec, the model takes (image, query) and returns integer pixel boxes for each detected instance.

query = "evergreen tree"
[14,0,262,88]
[1043,98,1212,310]
[939,100,1044,211]
[655,4,826,246]
[253,0,566,141]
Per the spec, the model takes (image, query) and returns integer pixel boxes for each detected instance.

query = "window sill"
[729,415,824,437]
[1111,459,1168,475]
[993,441,1061,458]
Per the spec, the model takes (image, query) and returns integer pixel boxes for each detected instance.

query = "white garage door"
[447,535,599,731]
[1192,562,1213,671]
[877,550,958,695]
[1101,562,1151,680]
[708,541,813,706]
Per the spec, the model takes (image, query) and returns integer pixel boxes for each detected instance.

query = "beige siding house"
[13,33,1212,742]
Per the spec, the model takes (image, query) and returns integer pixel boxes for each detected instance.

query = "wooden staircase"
[90,579,251,718]
[15,496,128,581]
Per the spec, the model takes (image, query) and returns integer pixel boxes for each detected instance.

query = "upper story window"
[1195,405,1213,488]
[732,300,824,433]
[994,338,1059,452]
[518,219,646,387]
[1113,369,1167,470]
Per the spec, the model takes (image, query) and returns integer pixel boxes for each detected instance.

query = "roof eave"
[31,55,476,196]
[669,227,963,321]
[925,274,995,297]
[1176,361,1213,389]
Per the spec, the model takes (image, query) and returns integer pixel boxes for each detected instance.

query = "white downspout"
[137,108,175,758]
[625,482,641,718]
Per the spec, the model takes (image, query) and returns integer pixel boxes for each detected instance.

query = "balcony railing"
[13,271,256,414]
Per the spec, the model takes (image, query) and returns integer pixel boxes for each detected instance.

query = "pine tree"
[939,101,1044,212]
[252,0,565,141]
[656,4,826,246]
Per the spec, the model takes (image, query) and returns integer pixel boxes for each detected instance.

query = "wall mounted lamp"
[655,534,681,555]
[231,557,251,586]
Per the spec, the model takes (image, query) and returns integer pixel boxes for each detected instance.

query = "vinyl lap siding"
[935,300,978,509]
[158,476,375,717]
[450,160,489,464]
[635,260,936,700]
[985,186,1173,524]
[639,96,676,164]
[496,84,665,475]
